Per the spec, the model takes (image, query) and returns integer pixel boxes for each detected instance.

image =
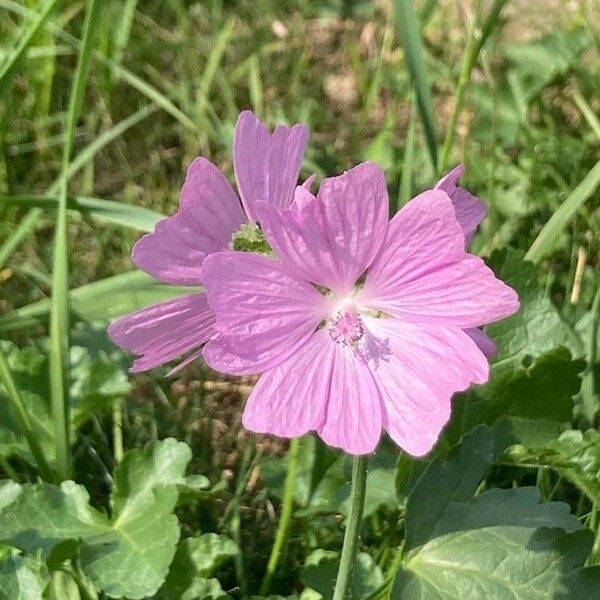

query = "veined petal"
[364,317,489,457]
[107,292,215,373]
[435,164,486,242]
[360,190,519,328]
[233,111,309,222]
[202,251,330,375]
[465,328,497,359]
[132,158,244,285]
[242,330,333,438]
[244,328,382,454]
[318,341,383,455]
[257,162,389,296]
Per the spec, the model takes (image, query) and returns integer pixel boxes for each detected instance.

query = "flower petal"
[360,189,519,328]
[435,164,486,242]
[465,328,497,359]
[233,111,309,222]
[318,342,383,455]
[257,162,389,295]
[107,292,215,372]
[202,251,330,375]
[244,330,381,454]
[242,330,333,438]
[364,317,489,457]
[132,158,244,285]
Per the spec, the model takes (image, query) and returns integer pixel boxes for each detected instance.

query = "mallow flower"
[201,162,519,456]
[107,111,309,372]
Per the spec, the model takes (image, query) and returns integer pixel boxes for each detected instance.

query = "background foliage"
[1,0,600,598]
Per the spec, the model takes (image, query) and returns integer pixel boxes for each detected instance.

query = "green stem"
[581,287,600,428]
[438,0,484,173]
[589,502,600,565]
[112,398,123,464]
[0,345,54,481]
[332,455,368,600]
[260,437,301,595]
[48,0,103,481]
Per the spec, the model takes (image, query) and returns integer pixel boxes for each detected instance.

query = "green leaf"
[431,487,582,538]
[260,436,319,507]
[504,429,600,504]
[404,426,494,551]
[394,487,592,599]
[296,442,398,518]
[70,345,131,427]
[0,546,46,600]
[485,248,581,373]
[155,534,237,599]
[340,441,399,517]
[450,348,584,448]
[0,341,55,467]
[301,550,383,600]
[169,577,230,600]
[394,528,591,599]
[0,439,192,599]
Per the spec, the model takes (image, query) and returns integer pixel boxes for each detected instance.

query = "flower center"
[328,298,365,347]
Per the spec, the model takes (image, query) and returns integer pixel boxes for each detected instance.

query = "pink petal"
[465,328,497,359]
[360,189,519,328]
[364,317,489,457]
[132,158,244,285]
[202,251,330,375]
[435,164,486,242]
[292,185,317,210]
[107,293,215,373]
[318,341,382,455]
[243,329,382,454]
[302,174,317,191]
[233,111,309,222]
[256,162,389,296]
[242,330,333,438]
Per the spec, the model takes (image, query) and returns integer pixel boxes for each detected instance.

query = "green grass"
[1,0,600,597]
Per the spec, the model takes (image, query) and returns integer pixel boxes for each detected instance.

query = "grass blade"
[0,271,191,332]
[0,345,55,481]
[0,0,197,132]
[439,0,507,172]
[196,20,235,122]
[438,0,484,172]
[112,0,138,70]
[526,158,600,264]
[49,0,103,481]
[0,104,158,269]
[393,0,438,168]
[0,0,59,99]
[572,90,600,141]
[0,194,164,232]
[397,97,417,211]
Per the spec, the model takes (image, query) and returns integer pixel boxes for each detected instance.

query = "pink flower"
[434,164,498,358]
[201,162,519,456]
[107,111,309,372]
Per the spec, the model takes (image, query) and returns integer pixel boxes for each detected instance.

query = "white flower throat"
[328,297,366,347]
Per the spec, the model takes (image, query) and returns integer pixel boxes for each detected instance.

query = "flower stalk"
[332,454,368,600]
